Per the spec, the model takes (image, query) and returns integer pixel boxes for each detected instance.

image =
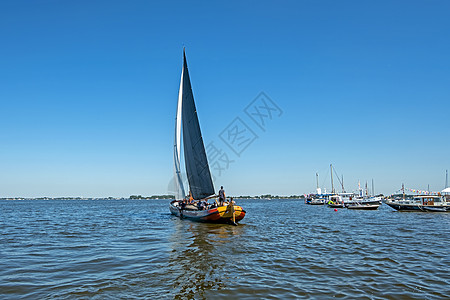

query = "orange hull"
[169,201,246,224]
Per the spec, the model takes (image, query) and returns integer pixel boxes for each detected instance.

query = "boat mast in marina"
[372,179,374,197]
[358,180,362,197]
[330,164,335,194]
[315,173,322,194]
[330,164,345,194]
[446,170,448,189]
[316,173,319,190]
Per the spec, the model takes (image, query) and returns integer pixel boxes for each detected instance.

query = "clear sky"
[1,0,449,197]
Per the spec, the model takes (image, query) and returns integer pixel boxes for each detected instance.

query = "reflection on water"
[169,220,244,299]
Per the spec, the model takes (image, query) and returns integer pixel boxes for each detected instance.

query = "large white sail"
[173,60,186,201]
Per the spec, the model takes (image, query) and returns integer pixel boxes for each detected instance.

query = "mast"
[315,173,321,194]
[341,175,345,193]
[372,179,374,197]
[358,180,362,197]
[330,164,335,194]
[402,183,405,200]
[316,173,319,190]
[446,170,448,188]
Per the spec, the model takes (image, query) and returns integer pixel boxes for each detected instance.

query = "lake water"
[1,199,449,299]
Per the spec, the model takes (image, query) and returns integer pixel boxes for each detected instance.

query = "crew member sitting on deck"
[197,200,205,210]
[218,186,225,206]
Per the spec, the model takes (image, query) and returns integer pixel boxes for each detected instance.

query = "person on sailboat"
[180,199,186,210]
[204,201,210,210]
[218,186,225,206]
[188,191,194,204]
[197,200,205,210]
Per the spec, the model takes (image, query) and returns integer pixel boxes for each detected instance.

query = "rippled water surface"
[1,199,449,299]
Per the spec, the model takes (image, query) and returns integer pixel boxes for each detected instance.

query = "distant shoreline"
[1,195,306,201]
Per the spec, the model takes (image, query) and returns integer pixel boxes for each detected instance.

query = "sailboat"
[169,50,246,225]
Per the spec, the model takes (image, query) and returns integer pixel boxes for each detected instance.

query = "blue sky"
[1,0,449,197]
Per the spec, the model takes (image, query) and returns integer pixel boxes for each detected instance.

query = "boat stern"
[217,205,246,222]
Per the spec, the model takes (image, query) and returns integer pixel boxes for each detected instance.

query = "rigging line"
[332,166,344,190]
[321,168,330,191]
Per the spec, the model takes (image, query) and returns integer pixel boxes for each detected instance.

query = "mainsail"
[173,61,186,201]
[180,51,215,199]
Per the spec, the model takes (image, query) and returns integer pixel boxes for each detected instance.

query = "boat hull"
[310,199,326,205]
[347,204,380,210]
[169,201,246,224]
[328,203,345,208]
[422,206,450,212]
[346,200,382,206]
[385,202,422,211]
[386,202,450,212]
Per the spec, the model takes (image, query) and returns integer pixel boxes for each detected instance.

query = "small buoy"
[334,208,338,212]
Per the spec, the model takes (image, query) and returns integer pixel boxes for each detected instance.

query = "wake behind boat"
[170,50,246,225]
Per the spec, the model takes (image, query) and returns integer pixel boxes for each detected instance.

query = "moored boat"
[310,198,326,205]
[340,194,383,206]
[306,173,328,205]
[327,195,345,208]
[385,199,422,211]
[347,203,380,210]
[418,195,450,212]
[386,195,450,212]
